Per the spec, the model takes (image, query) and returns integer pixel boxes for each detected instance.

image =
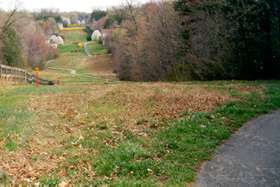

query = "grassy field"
[58,30,87,54]
[86,41,108,56]
[1,30,280,186]
[61,30,87,44]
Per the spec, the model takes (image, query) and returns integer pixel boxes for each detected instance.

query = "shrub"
[2,25,23,67]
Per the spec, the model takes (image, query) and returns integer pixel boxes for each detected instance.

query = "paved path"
[197,110,280,187]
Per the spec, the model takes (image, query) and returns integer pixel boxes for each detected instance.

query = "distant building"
[80,20,86,26]
[48,34,64,45]
[62,17,71,26]
[91,30,102,41]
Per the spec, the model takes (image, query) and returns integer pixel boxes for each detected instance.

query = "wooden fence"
[0,64,55,85]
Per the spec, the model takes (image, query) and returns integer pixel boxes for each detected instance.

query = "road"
[197,110,280,187]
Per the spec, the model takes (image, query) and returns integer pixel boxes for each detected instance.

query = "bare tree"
[112,1,183,81]
[16,13,58,68]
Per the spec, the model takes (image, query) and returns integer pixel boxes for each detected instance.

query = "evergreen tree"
[2,26,22,67]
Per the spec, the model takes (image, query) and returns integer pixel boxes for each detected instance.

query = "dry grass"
[89,83,231,132]
[0,82,234,184]
[83,55,115,77]
[0,80,24,86]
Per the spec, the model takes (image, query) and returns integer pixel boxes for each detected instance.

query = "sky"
[0,0,152,12]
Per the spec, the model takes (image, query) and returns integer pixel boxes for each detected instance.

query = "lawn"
[58,44,83,54]
[58,32,108,56]
[0,80,280,186]
[61,30,87,44]
[58,30,87,54]
[86,41,108,56]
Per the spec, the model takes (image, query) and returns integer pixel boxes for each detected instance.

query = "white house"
[62,17,71,25]
[80,20,86,26]
[91,30,102,41]
[48,35,64,45]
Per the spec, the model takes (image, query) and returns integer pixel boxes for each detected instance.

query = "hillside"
[0,29,280,186]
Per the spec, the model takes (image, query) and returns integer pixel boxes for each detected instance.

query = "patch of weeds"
[80,136,98,149]
[96,122,108,130]
[118,159,160,178]
[93,142,151,177]
[152,115,230,185]
[136,118,149,126]
[40,176,60,186]
[4,138,18,151]
[31,155,39,162]
[0,87,36,149]
[123,129,138,141]
[87,41,108,55]
[59,44,83,54]
[111,177,157,187]
[0,170,9,185]
[87,178,111,186]
[62,30,87,43]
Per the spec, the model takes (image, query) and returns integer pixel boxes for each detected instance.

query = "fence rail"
[0,64,55,85]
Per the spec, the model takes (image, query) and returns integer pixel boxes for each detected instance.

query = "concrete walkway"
[197,110,280,187]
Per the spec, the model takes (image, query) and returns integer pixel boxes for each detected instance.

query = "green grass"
[62,30,87,44]
[83,82,280,186]
[0,85,89,149]
[0,87,33,146]
[46,51,112,84]
[87,41,108,55]
[58,30,87,54]
[58,44,83,54]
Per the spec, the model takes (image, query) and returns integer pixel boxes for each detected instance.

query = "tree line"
[0,10,58,69]
[106,0,280,81]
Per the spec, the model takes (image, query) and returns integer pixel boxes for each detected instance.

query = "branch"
[1,9,17,33]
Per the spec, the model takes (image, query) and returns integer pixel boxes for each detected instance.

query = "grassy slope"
[62,30,87,44]
[1,81,279,186]
[86,41,108,55]
[1,30,280,186]
[85,81,280,186]
[58,30,87,54]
